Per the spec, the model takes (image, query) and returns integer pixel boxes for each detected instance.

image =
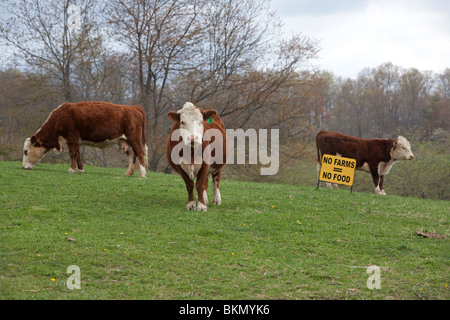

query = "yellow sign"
[319,154,357,186]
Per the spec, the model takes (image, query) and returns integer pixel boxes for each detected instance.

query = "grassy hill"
[0,161,448,300]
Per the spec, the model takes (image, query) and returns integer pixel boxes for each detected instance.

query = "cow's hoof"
[186,201,196,211]
[78,169,84,173]
[213,190,222,205]
[375,187,386,195]
[68,168,76,173]
[213,196,222,206]
[197,202,207,212]
[124,171,134,177]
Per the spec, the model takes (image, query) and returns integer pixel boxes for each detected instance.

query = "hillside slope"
[0,161,448,300]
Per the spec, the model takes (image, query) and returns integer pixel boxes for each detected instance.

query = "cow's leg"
[180,171,196,210]
[76,152,84,173]
[124,150,135,176]
[379,175,386,195]
[196,166,209,212]
[67,142,80,173]
[212,170,222,205]
[127,139,146,178]
[370,166,384,195]
[325,182,339,189]
[203,178,209,207]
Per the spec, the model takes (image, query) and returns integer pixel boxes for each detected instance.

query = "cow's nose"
[187,135,200,146]
[410,154,414,159]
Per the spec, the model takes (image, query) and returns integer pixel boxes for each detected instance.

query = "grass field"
[0,161,448,300]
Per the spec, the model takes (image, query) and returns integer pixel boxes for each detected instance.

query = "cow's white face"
[176,102,204,147]
[22,137,46,170]
[391,136,414,161]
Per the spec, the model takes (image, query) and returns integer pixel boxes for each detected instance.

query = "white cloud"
[273,0,450,78]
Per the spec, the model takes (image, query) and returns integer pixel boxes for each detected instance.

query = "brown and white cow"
[166,102,227,211]
[22,101,148,177]
[316,130,414,195]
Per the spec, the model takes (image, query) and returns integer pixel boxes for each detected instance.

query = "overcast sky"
[270,0,450,79]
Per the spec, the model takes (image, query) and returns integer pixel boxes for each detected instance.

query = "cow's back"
[316,130,395,167]
[61,102,145,143]
[316,130,365,164]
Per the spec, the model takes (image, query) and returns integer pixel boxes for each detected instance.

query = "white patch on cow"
[391,136,414,161]
[378,160,396,176]
[58,136,68,152]
[375,186,386,195]
[203,190,209,207]
[213,179,222,205]
[180,163,202,180]
[177,102,204,147]
[359,162,370,173]
[138,163,146,178]
[336,153,342,157]
[22,138,47,170]
[124,152,134,176]
[197,202,207,212]
[186,201,196,211]
[325,182,339,189]
[68,168,76,174]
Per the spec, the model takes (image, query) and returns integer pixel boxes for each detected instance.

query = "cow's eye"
[24,150,28,156]
[180,121,185,125]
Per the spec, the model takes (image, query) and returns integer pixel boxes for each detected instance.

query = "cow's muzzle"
[186,135,201,147]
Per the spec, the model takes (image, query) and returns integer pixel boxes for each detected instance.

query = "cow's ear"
[30,135,41,147]
[202,109,218,121]
[167,111,180,122]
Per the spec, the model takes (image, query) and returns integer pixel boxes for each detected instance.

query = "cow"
[316,130,414,195]
[166,102,227,211]
[22,101,148,177]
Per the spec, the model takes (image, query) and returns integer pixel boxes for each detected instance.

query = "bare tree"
[107,0,205,170]
[0,0,101,101]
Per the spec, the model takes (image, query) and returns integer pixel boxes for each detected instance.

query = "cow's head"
[391,136,414,161]
[22,136,47,170]
[167,102,217,147]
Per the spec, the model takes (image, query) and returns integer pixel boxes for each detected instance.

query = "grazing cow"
[316,130,414,195]
[166,102,227,211]
[22,101,148,177]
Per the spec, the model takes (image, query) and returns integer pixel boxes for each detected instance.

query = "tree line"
[0,0,448,199]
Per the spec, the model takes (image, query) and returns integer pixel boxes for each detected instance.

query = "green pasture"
[0,161,448,300]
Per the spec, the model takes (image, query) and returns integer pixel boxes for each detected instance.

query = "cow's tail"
[316,131,323,164]
[316,131,323,176]
[141,107,149,169]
